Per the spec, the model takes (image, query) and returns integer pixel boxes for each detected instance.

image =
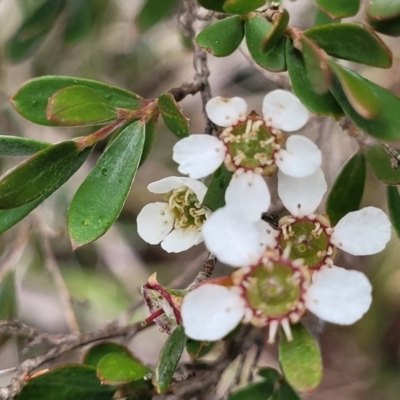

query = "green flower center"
[220,117,284,176]
[279,216,335,270]
[165,187,208,231]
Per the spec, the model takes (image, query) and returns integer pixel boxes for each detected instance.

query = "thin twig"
[187,253,216,290]
[34,212,80,334]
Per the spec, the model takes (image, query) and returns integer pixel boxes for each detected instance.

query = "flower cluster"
[138,90,392,343]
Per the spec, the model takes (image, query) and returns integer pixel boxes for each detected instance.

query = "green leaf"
[186,339,215,359]
[366,145,400,184]
[228,381,276,400]
[0,145,92,234]
[315,0,360,18]
[304,23,392,68]
[140,116,157,166]
[330,66,400,140]
[198,0,225,12]
[136,0,177,32]
[64,0,95,43]
[367,0,400,20]
[196,16,245,57]
[46,86,118,126]
[6,0,65,62]
[68,121,145,248]
[387,186,400,239]
[0,136,50,156]
[299,36,330,94]
[11,76,143,126]
[0,272,16,320]
[278,323,322,391]
[261,9,289,53]
[328,61,382,119]
[16,364,116,400]
[202,165,233,211]
[84,342,132,367]
[366,15,400,36]
[158,93,190,138]
[314,9,339,25]
[0,141,90,209]
[286,40,343,118]
[97,352,151,385]
[223,0,265,15]
[245,15,287,72]
[155,325,187,393]
[326,152,366,225]
[270,382,300,400]
[257,367,280,381]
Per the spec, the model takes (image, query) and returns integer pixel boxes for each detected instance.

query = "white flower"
[173,90,321,220]
[277,168,392,270]
[182,261,372,342]
[137,176,210,253]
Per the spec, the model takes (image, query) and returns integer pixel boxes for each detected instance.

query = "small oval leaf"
[68,121,145,248]
[186,339,215,359]
[286,40,343,118]
[304,23,392,68]
[387,186,400,239]
[47,86,118,126]
[279,323,322,392]
[223,0,265,15]
[326,152,366,225]
[366,145,400,184]
[330,67,400,140]
[271,382,300,400]
[0,136,50,156]
[11,76,143,126]
[367,0,400,20]
[84,342,132,367]
[97,352,151,385]
[0,145,92,234]
[0,141,89,210]
[328,61,382,119]
[202,165,233,211]
[136,0,177,32]
[158,93,190,138]
[64,0,95,43]
[155,325,187,394]
[245,15,287,72]
[261,9,289,53]
[228,381,276,400]
[198,0,225,12]
[315,0,360,18]
[196,16,245,57]
[366,15,400,37]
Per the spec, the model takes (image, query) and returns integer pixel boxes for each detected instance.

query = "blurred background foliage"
[0,0,400,398]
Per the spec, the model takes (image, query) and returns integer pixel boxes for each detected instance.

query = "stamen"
[281,318,293,341]
[268,320,279,344]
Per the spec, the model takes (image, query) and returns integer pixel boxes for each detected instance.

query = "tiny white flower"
[182,256,372,342]
[173,90,321,217]
[277,168,392,270]
[137,176,210,253]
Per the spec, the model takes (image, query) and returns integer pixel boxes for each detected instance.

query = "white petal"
[161,229,202,253]
[137,203,174,244]
[305,266,372,325]
[277,168,327,217]
[182,284,245,341]
[254,219,279,249]
[262,90,309,132]
[173,135,226,179]
[331,207,391,255]
[202,206,266,267]
[225,171,271,222]
[205,96,248,127]
[148,176,208,202]
[275,135,322,178]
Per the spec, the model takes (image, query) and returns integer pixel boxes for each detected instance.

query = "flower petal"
[225,170,271,222]
[205,96,248,127]
[161,229,202,253]
[305,266,372,325]
[254,219,279,249]
[331,207,391,255]
[275,135,322,178]
[137,202,174,244]
[148,176,208,202]
[262,90,309,132]
[182,284,246,341]
[202,206,266,267]
[277,168,327,217]
[173,135,226,179]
